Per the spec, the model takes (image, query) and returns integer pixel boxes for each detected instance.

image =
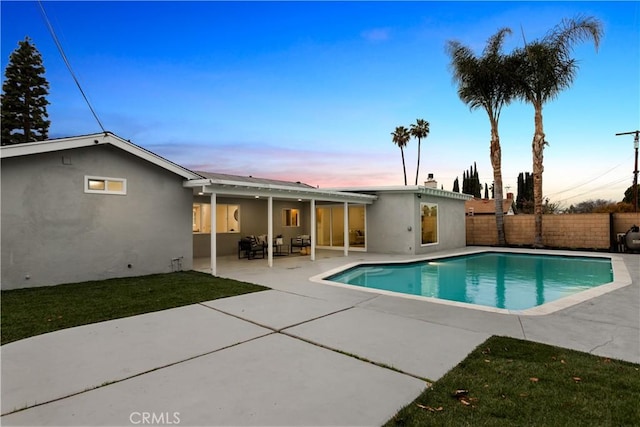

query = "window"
[192,203,240,233]
[216,204,240,233]
[282,208,300,227]
[192,204,211,233]
[84,176,126,195]
[421,203,438,245]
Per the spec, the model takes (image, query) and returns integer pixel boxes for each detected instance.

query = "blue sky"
[2,1,639,206]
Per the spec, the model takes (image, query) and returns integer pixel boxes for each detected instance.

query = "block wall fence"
[466,213,640,250]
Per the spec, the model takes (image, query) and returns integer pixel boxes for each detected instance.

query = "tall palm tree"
[410,119,430,185]
[514,16,603,248]
[391,126,411,185]
[446,28,518,246]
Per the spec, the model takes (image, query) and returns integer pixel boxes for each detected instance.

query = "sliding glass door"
[316,205,366,250]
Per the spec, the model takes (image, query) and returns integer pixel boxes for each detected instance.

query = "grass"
[1,271,267,345]
[385,336,640,427]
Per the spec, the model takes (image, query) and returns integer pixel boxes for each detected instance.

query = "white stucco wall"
[1,145,193,289]
[365,190,467,255]
[365,192,416,254]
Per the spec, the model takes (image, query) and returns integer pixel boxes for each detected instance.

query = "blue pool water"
[326,252,613,310]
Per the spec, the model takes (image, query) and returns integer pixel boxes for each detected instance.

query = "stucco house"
[1,132,200,289]
[1,132,471,290]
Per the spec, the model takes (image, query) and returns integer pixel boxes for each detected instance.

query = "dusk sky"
[2,1,638,206]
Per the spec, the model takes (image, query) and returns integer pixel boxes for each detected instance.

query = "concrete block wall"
[466,213,640,250]
[465,215,498,246]
[614,213,640,234]
[542,214,609,249]
[505,216,535,245]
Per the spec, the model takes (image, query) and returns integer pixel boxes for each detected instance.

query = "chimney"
[506,192,514,200]
[424,173,437,188]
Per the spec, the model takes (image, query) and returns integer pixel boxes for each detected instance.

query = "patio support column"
[310,199,316,261]
[210,192,217,276]
[267,196,273,268]
[344,201,349,256]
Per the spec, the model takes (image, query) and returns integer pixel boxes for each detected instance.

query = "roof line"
[1,132,202,180]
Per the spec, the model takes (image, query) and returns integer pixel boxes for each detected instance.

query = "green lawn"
[1,271,267,345]
[385,336,640,426]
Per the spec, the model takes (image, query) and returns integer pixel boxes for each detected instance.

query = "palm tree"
[446,28,518,246]
[391,126,411,185]
[410,119,430,185]
[514,16,603,248]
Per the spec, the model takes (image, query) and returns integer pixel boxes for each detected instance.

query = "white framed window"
[193,204,210,233]
[193,203,240,234]
[216,204,240,233]
[84,176,126,195]
[421,202,438,245]
[282,208,300,227]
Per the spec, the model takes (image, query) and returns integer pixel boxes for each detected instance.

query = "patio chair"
[238,236,266,260]
[290,235,311,254]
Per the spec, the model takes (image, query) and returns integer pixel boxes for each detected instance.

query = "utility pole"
[616,130,639,213]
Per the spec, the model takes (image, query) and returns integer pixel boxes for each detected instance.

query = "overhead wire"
[555,175,631,204]
[37,0,106,133]
[545,156,631,198]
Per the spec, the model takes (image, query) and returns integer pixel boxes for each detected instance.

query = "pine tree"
[1,37,50,145]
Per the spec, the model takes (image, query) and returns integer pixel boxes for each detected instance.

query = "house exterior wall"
[365,193,415,254]
[364,192,467,255]
[415,195,468,254]
[1,145,193,289]
[193,197,310,257]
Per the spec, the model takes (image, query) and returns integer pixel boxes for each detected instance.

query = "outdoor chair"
[238,236,266,260]
[290,235,311,254]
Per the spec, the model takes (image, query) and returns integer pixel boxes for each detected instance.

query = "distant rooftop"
[465,195,515,215]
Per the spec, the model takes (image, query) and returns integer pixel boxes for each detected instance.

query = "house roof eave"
[328,185,473,201]
[185,178,378,204]
[0,132,203,180]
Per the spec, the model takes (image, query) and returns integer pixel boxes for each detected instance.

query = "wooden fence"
[466,212,640,250]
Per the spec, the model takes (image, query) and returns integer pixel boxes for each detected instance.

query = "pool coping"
[309,247,633,316]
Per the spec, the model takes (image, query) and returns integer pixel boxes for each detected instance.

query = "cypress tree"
[452,177,460,193]
[473,162,481,198]
[516,172,534,213]
[1,37,50,145]
[462,171,468,194]
[484,183,489,199]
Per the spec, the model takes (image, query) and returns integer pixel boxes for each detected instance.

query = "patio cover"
[184,175,377,275]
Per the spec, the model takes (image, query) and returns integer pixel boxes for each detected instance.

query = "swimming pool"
[322,251,620,313]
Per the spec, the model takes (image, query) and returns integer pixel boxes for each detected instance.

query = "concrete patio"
[2,247,638,426]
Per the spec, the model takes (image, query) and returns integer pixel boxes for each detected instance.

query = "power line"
[37,0,106,133]
[544,157,630,198]
[554,176,630,204]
